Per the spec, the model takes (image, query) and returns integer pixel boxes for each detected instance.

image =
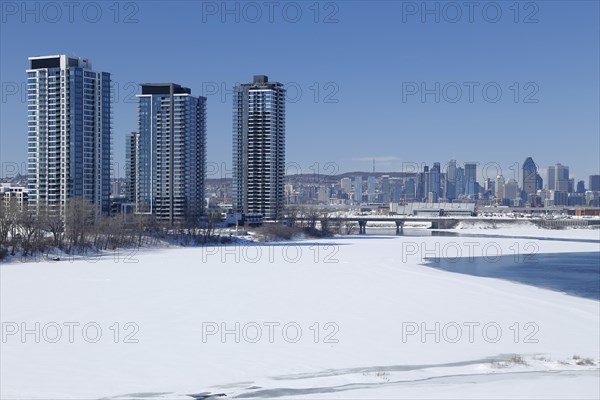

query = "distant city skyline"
[1,2,598,180]
[1,155,599,185]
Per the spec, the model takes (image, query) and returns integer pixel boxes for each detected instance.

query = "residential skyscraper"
[26,55,112,217]
[134,83,206,224]
[232,75,286,220]
[125,132,139,203]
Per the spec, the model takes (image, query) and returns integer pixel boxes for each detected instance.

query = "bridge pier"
[395,220,404,235]
[429,219,459,229]
[358,220,367,234]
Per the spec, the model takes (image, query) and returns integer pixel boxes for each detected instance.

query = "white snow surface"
[1,228,599,399]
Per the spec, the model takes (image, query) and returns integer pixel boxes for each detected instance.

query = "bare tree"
[39,208,64,249]
[200,210,222,244]
[0,199,21,258]
[305,208,320,230]
[18,208,46,257]
[64,198,95,252]
[0,199,19,250]
[320,210,332,236]
[284,206,300,228]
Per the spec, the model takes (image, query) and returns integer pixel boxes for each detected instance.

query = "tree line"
[0,198,225,261]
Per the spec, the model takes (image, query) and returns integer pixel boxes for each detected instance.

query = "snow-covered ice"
[1,228,599,399]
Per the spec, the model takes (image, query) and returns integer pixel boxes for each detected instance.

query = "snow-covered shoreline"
[1,228,599,399]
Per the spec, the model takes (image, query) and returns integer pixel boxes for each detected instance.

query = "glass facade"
[522,157,538,195]
[232,76,286,220]
[134,84,206,224]
[27,55,111,217]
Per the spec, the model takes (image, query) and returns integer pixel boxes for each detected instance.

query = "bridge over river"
[288,216,598,234]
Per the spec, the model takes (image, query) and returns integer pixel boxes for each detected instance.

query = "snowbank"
[455,220,541,230]
[452,222,600,242]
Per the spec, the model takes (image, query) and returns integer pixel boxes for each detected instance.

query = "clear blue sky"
[1,1,599,183]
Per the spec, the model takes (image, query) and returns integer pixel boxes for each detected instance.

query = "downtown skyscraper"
[428,162,441,200]
[445,160,457,201]
[131,83,206,224]
[26,55,111,217]
[464,162,478,197]
[547,163,570,192]
[522,157,542,196]
[232,75,286,221]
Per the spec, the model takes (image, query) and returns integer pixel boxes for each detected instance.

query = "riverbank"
[1,228,598,399]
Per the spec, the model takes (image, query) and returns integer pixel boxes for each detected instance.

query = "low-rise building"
[1,184,29,211]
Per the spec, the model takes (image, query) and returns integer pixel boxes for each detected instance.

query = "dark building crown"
[140,83,191,95]
[253,75,268,83]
